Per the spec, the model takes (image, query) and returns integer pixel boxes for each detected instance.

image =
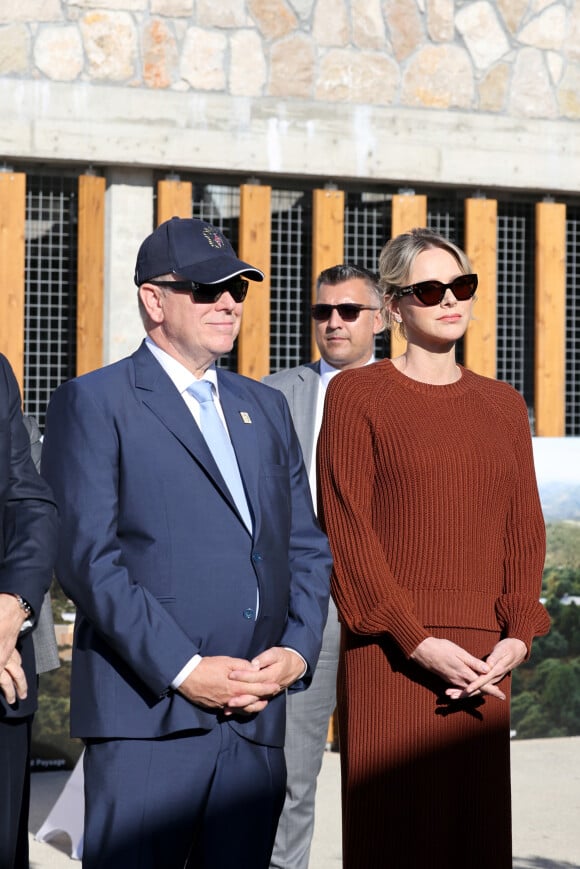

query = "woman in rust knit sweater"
[317,228,550,869]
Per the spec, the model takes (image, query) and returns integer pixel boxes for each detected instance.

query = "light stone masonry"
[478,62,510,113]
[558,63,580,118]
[71,0,147,8]
[0,25,30,75]
[80,12,137,82]
[180,27,226,90]
[269,33,315,98]
[142,19,177,90]
[0,0,60,24]
[316,49,399,106]
[496,0,528,33]
[230,30,267,96]
[427,0,455,43]
[351,0,386,51]
[151,0,193,16]
[34,26,84,82]
[312,0,349,47]
[518,5,567,50]
[384,0,425,62]
[288,0,315,20]
[510,47,558,119]
[455,2,510,71]
[402,45,474,109]
[249,0,297,40]
[546,51,564,86]
[197,0,249,29]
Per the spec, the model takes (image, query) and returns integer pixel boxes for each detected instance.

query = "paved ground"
[29,737,580,868]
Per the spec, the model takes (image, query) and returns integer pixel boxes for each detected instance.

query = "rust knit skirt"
[337,626,512,869]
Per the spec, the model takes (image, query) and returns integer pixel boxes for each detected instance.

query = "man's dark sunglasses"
[393,274,478,307]
[311,303,380,322]
[148,277,249,303]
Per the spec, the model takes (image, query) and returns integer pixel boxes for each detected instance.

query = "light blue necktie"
[188,379,252,533]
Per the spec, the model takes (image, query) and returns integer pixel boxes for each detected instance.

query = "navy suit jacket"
[41,342,331,747]
[0,355,58,720]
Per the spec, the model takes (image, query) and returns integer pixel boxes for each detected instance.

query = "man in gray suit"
[264,264,384,869]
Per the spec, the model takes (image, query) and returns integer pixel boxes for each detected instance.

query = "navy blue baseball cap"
[134,217,265,286]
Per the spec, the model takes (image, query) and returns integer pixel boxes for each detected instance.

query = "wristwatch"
[13,593,33,619]
[13,593,34,633]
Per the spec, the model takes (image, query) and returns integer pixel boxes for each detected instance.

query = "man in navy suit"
[0,358,57,869]
[41,217,331,869]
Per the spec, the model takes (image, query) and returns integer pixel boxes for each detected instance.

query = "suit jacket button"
[243,608,255,620]
[252,552,263,563]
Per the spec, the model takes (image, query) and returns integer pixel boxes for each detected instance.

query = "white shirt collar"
[319,355,376,390]
[144,336,219,396]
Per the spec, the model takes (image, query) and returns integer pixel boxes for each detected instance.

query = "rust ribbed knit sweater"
[317,359,550,869]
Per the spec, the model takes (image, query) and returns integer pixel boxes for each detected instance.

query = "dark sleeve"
[0,356,58,614]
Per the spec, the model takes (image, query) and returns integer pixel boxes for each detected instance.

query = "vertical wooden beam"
[311,189,345,360]
[390,193,427,359]
[77,175,106,376]
[464,198,497,378]
[156,179,192,224]
[312,187,344,746]
[237,184,271,380]
[535,201,566,436]
[0,172,26,391]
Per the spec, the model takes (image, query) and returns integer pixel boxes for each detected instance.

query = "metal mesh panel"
[496,204,535,414]
[191,184,241,371]
[24,175,78,428]
[344,192,391,269]
[428,197,466,365]
[344,192,391,359]
[269,190,311,372]
[427,199,464,246]
[566,207,580,435]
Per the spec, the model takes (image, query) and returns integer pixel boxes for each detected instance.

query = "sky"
[532,437,580,486]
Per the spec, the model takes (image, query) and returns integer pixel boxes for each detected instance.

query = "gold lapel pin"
[240,412,252,424]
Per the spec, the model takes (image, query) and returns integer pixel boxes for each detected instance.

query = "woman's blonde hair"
[378,228,472,337]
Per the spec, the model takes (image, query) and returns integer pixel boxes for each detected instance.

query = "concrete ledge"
[2,80,580,195]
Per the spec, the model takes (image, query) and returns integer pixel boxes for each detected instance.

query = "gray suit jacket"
[23,415,60,674]
[263,362,321,472]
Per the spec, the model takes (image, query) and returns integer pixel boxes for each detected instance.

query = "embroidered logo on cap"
[202,226,227,249]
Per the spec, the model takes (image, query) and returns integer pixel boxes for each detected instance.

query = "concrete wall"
[1,0,580,194]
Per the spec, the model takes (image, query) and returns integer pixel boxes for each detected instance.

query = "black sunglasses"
[393,274,478,307]
[311,303,380,322]
[148,277,249,304]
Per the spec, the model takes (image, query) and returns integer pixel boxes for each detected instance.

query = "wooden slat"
[0,173,26,391]
[237,184,272,380]
[464,198,497,378]
[311,189,345,360]
[535,201,566,436]
[326,708,339,751]
[390,194,427,359]
[156,179,192,224]
[77,175,106,376]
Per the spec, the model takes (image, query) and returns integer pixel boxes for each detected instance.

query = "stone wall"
[1,1,580,193]
[2,0,579,119]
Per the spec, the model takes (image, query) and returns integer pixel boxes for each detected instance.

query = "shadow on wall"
[513,860,580,869]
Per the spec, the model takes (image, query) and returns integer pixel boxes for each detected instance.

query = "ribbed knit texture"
[317,359,550,869]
